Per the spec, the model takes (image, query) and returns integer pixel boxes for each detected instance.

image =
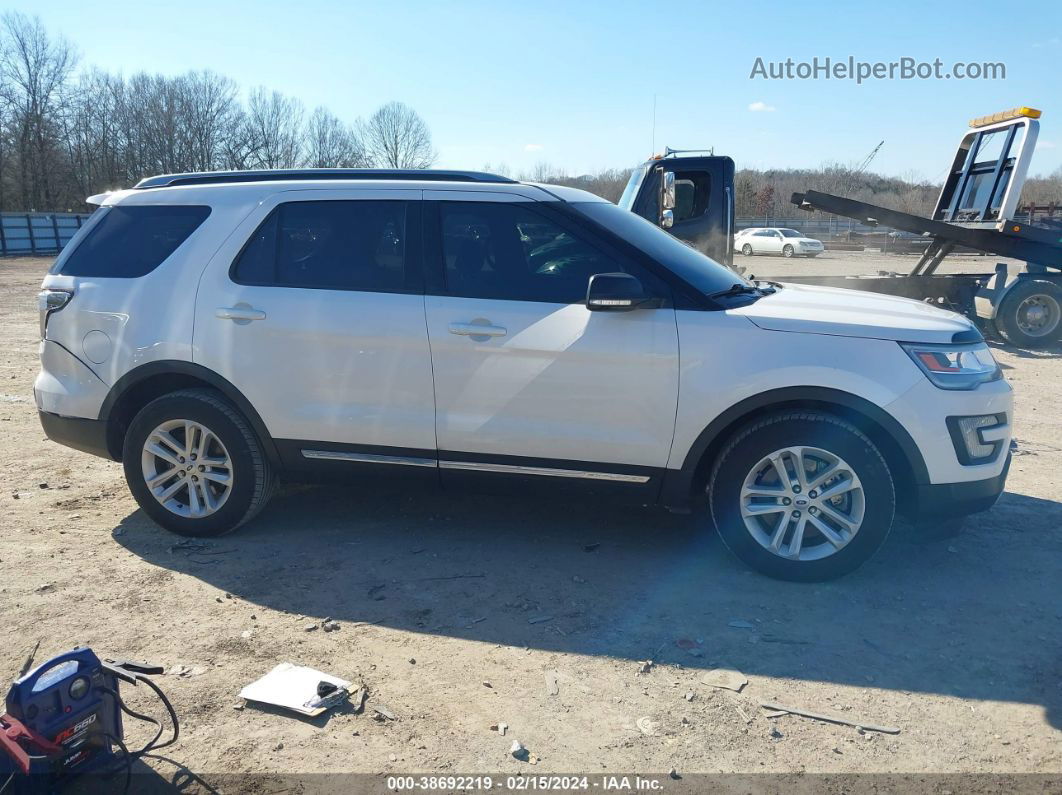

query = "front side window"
[779,229,802,238]
[58,205,210,278]
[440,202,643,304]
[571,201,747,296]
[233,200,409,292]
[672,170,711,223]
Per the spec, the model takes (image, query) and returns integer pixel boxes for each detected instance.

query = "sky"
[16,0,1062,181]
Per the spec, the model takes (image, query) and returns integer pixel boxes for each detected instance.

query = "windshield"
[572,201,749,296]
[779,229,803,237]
[617,165,649,212]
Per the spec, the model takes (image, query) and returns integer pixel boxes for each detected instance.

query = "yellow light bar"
[969,106,1042,128]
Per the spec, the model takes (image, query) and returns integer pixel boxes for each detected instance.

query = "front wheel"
[782,244,795,258]
[708,411,895,581]
[123,388,276,536]
[741,243,754,256]
[995,280,1062,348]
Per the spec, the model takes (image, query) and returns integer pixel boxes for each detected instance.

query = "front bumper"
[913,452,1010,519]
[38,410,114,460]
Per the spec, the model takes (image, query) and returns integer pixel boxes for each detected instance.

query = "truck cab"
[617,153,735,269]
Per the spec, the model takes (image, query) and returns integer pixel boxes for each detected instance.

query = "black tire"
[708,411,895,581]
[980,317,1003,343]
[995,279,1062,348]
[741,243,753,256]
[122,388,276,536]
[782,244,795,258]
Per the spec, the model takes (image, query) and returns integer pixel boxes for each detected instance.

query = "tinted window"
[571,201,748,296]
[672,171,710,223]
[59,205,210,278]
[441,202,639,304]
[233,201,409,292]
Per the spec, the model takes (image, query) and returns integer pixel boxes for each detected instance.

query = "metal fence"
[737,216,884,237]
[0,212,93,257]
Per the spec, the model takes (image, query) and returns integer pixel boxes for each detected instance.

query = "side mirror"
[660,209,674,229]
[661,171,676,210]
[586,272,649,312]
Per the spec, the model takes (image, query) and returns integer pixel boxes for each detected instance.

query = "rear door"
[422,192,679,491]
[194,189,437,471]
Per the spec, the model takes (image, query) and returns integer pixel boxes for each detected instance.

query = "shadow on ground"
[115,482,1062,729]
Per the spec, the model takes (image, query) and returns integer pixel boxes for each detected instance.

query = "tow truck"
[618,107,1062,347]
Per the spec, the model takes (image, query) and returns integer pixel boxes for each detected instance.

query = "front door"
[195,189,437,469]
[422,192,680,489]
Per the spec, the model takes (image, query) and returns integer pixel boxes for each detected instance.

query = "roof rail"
[134,168,517,189]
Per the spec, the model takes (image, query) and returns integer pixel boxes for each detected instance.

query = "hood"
[732,282,978,343]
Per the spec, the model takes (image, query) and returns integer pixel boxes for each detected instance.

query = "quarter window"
[58,205,210,278]
[440,202,651,304]
[233,201,410,292]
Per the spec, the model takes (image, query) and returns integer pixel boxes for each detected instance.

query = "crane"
[854,140,885,175]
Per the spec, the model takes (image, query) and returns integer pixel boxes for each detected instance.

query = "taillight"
[37,289,72,338]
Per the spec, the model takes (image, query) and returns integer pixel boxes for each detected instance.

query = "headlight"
[900,341,1001,390]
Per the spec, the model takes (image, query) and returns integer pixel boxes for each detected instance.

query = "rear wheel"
[123,388,276,536]
[782,244,795,258]
[708,411,895,581]
[995,280,1062,348]
[741,243,753,256]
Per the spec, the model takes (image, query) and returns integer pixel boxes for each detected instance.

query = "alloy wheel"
[739,446,865,561]
[141,419,233,518]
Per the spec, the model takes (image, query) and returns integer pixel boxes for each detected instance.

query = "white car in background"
[737,227,824,258]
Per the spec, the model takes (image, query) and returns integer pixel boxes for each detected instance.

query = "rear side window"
[232,201,411,292]
[58,205,210,278]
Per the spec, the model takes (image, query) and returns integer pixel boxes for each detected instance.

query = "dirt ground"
[1,252,1060,791]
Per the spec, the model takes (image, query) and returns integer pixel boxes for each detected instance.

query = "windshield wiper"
[754,279,783,292]
[709,282,760,299]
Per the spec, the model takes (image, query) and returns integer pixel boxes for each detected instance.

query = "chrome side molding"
[438,460,650,483]
[301,450,437,468]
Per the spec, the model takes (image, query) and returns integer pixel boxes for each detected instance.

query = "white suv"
[737,227,824,257]
[35,170,1012,581]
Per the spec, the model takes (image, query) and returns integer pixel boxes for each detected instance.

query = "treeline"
[510,161,1062,220]
[0,13,435,211]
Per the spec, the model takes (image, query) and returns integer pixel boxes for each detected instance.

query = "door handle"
[448,321,507,337]
[216,306,266,322]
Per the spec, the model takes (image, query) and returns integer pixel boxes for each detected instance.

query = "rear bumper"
[913,452,1010,519]
[38,410,114,460]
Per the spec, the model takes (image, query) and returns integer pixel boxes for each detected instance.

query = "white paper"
[239,663,352,715]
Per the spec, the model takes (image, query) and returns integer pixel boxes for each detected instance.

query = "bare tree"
[359,101,435,169]
[243,87,303,169]
[303,106,367,168]
[178,71,240,172]
[520,161,561,183]
[0,12,76,209]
